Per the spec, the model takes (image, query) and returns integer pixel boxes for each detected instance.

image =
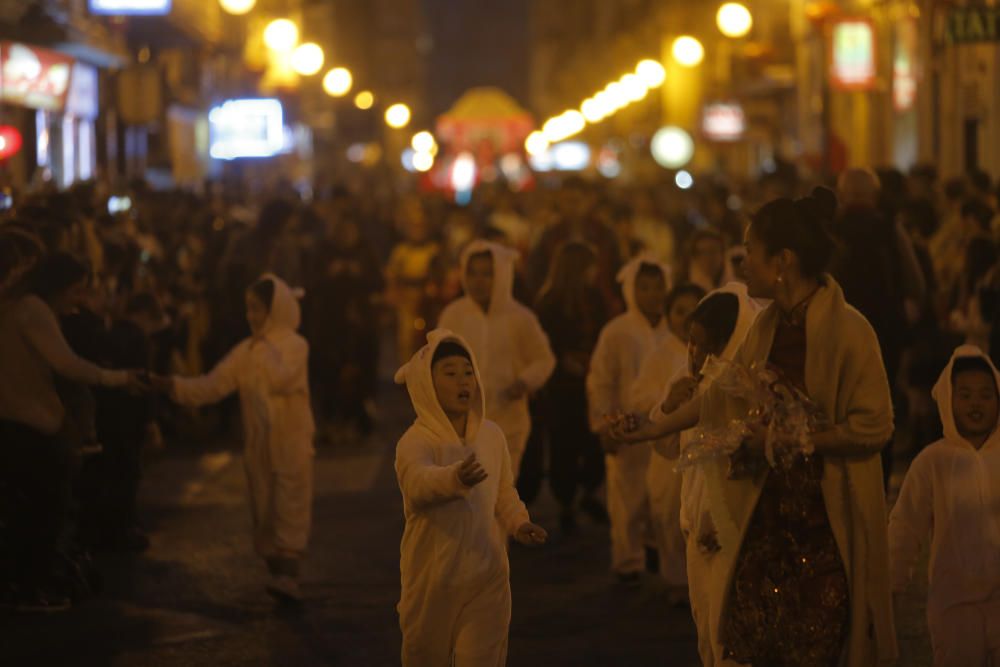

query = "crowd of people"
[1,161,999,664]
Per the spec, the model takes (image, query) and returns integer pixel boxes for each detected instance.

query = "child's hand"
[124,370,152,395]
[457,453,488,488]
[514,522,548,546]
[664,376,698,414]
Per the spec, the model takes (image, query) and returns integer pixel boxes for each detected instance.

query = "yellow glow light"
[717,3,753,38]
[411,131,437,154]
[672,36,705,67]
[291,42,324,76]
[385,103,412,129]
[219,0,255,15]
[635,59,666,87]
[580,97,604,123]
[355,90,375,110]
[525,131,549,156]
[323,67,353,97]
[413,151,434,172]
[264,19,299,53]
[592,91,615,118]
[620,73,649,103]
[604,81,629,110]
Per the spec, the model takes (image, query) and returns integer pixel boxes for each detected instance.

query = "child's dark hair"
[125,291,164,320]
[750,186,838,279]
[432,340,472,367]
[665,283,707,313]
[636,261,666,282]
[689,292,739,351]
[248,278,275,311]
[952,356,996,383]
[30,251,90,302]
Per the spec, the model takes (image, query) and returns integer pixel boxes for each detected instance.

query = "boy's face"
[634,273,667,322]
[432,355,477,418]
[245,291,269,335]
[953,369,999,441]
[688,321,724,378]
[466,255,494,310]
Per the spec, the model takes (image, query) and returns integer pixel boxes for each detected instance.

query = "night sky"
[421,0,531,117]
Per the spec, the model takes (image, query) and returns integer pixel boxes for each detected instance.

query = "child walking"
[153,274,314,602]
[394,329,546,666]
[889,345,1000,666]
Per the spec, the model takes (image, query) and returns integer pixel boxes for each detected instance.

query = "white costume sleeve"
[515,311,556,393]
[586,327,619,433]
[172,345,243,407]
[396,437,472,511]
[494,435,530,535]
[436,302,461,333]
[888,454,933,593]
[249,336,309,395]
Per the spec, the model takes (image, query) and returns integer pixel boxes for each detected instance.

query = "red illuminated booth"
[0,41,100,187]
[434,87,535,191]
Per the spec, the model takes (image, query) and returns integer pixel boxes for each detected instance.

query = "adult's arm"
[20,296,127,388]
[516,312,556,392]
[895,221,926,303]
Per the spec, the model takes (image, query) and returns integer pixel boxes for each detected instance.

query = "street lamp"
[671,36,705,67]
[651,126,695,169]
[323,67,353,96]
[412,151,434,173]
[581,97,604,123]
[219,0,255,15]
[620,73,649,103]
[385,103,412,129]
[411,131,437,155]
[354,90,375,110]
[291,43,324,76]
[525,131,549,156]
[635,59,666,87]
[264,19,299,53]
[717,3,753,38]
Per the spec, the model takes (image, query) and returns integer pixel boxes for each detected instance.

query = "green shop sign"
[943,7,1000,44]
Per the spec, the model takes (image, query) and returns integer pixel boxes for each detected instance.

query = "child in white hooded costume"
[437,240,555,478]
[889,345,1000,666]
[587,255,672,579]
[155,274,314,601]
[628,282,705,589]
[394,329,547,667]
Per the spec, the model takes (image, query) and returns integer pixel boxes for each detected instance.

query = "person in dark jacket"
[532,241,611,531]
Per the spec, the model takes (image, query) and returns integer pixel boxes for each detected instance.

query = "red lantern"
[0,126,24,160]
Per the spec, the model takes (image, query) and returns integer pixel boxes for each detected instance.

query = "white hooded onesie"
[171,274,315,558]
[587,255,672,574]
[889,345,1000,666]
[394,329,531,667]
[437,240,555,478]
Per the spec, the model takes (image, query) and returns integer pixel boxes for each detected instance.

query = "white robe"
[648,283,761,666]
[438,241,555,478]
[394,329,530,667]
[587,256,672,574]
[889,345,1000,666]
[630,334,688,587]
[172,274,315,557]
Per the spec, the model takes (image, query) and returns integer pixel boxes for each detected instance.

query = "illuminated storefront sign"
[208,98,285,160]
[943,7,1000,44]
[88,0,172,15]
[0,43,74,112]
[830,19,877,91]
[702,102,746,142]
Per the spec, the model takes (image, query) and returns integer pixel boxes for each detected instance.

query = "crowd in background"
[1,160,998,615]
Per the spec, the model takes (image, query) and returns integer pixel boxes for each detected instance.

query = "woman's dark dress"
[720,300,850,667]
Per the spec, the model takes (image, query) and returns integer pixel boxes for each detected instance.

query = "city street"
[2,372,932,666]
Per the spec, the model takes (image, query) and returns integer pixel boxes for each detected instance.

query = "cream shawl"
[700,275,897,666]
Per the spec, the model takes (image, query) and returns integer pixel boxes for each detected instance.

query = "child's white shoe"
[266,575,301,603]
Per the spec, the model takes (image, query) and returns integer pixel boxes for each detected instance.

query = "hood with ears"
[714,281,763,362]
[257,273,303,337]
[617,253,671,314]
[933,344,1000,451]
[394,329,486,445]
[459,240,519,313]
